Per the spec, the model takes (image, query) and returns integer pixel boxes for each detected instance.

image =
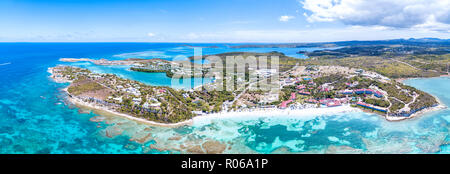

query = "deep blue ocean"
[0,43,448,153]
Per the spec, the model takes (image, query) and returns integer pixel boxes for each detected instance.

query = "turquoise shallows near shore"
[0,43,448,154]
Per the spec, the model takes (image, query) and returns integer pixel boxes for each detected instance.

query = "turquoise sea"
[0,43,448,154]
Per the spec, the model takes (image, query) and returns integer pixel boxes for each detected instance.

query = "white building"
[132,98,142,105]
[113,96,123,103]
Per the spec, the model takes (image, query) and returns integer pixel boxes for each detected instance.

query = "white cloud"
[412,15,450,33]
[301,0,450,32]
[147,32,156,37]
[279,15,295,22]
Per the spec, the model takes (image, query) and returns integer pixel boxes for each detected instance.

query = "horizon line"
[0,37,448,44]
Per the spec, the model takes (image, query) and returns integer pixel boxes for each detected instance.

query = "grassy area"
[399,54,450,74]
[68,81,105,95]
[300,56,442,78]
[389,99,405,113]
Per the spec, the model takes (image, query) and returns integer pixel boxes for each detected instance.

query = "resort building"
[290,93,296,100]
[297,85,306,90]
[305,99,318,103]
[280,100,293,109]
[112,96,123,103]
[345,81,358,88]
[338,89,354,95]
[354,89,374,95]
[374,91,384,98]
[298,90,311,95]
[132,98,142,105]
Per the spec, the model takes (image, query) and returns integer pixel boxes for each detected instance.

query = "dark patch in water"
[173,125,194,134]
[240,117,379,153]
[13,145,25,153]
[36,147,52,154]
[0,126,14,134]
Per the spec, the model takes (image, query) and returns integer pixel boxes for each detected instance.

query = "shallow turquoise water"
[0,43,448,154]
[67,62,213,89]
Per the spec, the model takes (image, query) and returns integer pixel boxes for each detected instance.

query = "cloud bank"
[174,26,449,43]
[301,0,450,32]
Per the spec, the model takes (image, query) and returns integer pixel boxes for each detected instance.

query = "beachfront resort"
[49,53,441,124]
[231,64,439,121]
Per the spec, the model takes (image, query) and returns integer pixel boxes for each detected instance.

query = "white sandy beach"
[64,82,446,126]
[66,87,366,127]
[66,92,194,128]
[71,91,447,126]
[195,105,362,121]
[68,92,364,128]
[51,68,447,127]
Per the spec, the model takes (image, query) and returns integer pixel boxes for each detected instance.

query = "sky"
[0,0,449,42]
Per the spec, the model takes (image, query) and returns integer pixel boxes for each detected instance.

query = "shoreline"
[385,99,447,121]
[395,74,450,83]
[66,88,447,126]
[62,85,447,127]
[65,88,194,128]
[50,67,448,127]
[389,75,449,121]
[68,92,364,127]
[193,105,362,122]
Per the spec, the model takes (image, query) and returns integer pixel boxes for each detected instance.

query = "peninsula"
[50,47,446,125]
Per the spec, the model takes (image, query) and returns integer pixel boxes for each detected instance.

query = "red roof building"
[280,100,293,108]
[290,93,296,100]
[305,99,318,103]
[297,85,306,90]
[298,90,311,95]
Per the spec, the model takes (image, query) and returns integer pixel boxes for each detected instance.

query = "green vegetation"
[54,40,447,123]
[400,54,450,74]
[374,81,412,103]
[300,56,441,79]
[306,45,450,57]
[130,67,174,78]
[53,65,238,124]
[189,90,234,113]
[363,98,390,108]
[410,93,438,111]
[389,99,405,113]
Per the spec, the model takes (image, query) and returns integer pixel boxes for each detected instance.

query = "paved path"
[390,59,421,70]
